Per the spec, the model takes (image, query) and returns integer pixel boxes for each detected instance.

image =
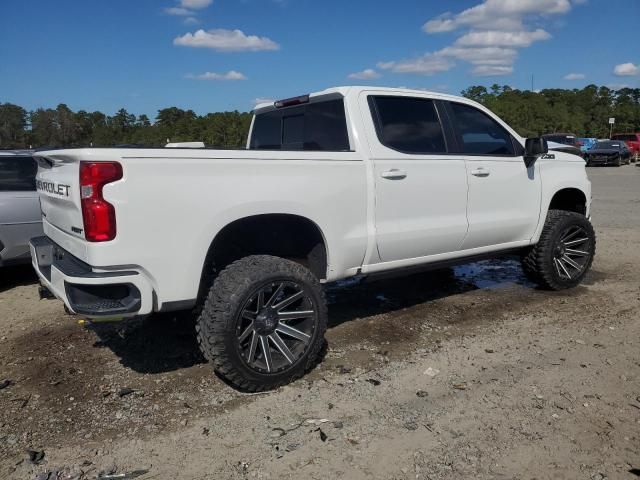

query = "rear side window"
[0,156,37,191]
[449,102,515,156]
[369,96,446,154]
[250,99,350,151]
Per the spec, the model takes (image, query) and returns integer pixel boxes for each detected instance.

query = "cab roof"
[253,86,471,114]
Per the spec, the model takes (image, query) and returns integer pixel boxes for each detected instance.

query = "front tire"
[196,255,327,392]
[521,210,596,290]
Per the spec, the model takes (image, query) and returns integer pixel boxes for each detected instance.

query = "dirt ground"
[1,166,639,480]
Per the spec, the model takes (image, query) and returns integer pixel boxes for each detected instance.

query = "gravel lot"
[1,165,639,480]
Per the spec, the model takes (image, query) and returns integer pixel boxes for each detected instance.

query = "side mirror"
[524,137,548,167]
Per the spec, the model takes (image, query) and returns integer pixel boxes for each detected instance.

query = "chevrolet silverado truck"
[30,87,595,391]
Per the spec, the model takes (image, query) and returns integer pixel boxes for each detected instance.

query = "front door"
[445,101,541,250]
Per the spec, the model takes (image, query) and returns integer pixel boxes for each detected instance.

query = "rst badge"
[36,179,71,197]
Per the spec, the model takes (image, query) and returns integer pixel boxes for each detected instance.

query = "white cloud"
[409,0,581,77]
[174,29,280,52]
[164,1,211,23]
[423,0,572,33]
[377,54,454,76]
[472,65,513,76]
[439,46,517,65]
[613,62,639,76]
[180,0,212,9]
[454,29,550,48]
[347,69,380,80]
[165,6,193,16]
[564,72,585,80]
[186,70,247,80]
[366,0,582,79]
[422,14,457,33]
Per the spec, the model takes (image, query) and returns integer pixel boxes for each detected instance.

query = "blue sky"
[1,0,638,118]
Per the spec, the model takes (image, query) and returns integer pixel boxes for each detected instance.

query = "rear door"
[361,93,468,263]
[444,101,541,250]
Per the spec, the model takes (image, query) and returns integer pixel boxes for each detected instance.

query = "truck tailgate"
[34,154,83,240]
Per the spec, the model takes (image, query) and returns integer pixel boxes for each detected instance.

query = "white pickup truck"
[31,86,595,391]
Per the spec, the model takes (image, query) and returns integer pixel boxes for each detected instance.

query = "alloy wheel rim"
[552,226,591,280]
[235,280,317,374]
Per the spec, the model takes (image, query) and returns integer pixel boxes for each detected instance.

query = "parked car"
[30,86,595,391]
[546,141,586,162]
[541,133,583,157]
[611,133,640,162]
[577,137,597,153]
[0,151,43,267]
[584,140,632,166]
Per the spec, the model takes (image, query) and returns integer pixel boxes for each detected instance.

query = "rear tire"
[196,255,327,392]
[521,210,596,290]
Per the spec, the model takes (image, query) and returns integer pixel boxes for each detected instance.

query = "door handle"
[380,169,407,180]
[471,168,490,177]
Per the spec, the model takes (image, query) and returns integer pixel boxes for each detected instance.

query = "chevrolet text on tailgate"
[31,87,595,391]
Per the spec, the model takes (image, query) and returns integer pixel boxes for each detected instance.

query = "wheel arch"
[547,187,588,215]
[197,213,329,301]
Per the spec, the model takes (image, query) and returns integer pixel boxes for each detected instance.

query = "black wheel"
[521,210,596,290]
[196,255,327,391]
[614,156,622,167]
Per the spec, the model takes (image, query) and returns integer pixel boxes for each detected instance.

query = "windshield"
[594,141,621,149]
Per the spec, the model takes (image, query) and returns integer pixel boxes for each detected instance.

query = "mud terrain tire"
[521,210,596,290]
[196,255,327,392]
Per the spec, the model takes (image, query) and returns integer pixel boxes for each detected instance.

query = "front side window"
[0,156,37,192]
[369,96,446,154]
[249,99,350,151]
[449,102,515,156]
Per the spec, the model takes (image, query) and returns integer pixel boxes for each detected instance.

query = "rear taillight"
[79,161,122,242]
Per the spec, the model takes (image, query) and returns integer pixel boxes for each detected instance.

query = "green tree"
[0,103,27,148]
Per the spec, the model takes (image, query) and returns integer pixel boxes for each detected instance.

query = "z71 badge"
[541,153,555,159]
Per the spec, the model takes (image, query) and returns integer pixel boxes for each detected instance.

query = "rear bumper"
[30,236,153,318]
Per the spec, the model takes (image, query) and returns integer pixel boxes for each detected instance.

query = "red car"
[611,133,640,162]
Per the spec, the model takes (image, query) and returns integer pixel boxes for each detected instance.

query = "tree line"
[461,84,640,138]
[0,104,252,149]
[1,84,639,149]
